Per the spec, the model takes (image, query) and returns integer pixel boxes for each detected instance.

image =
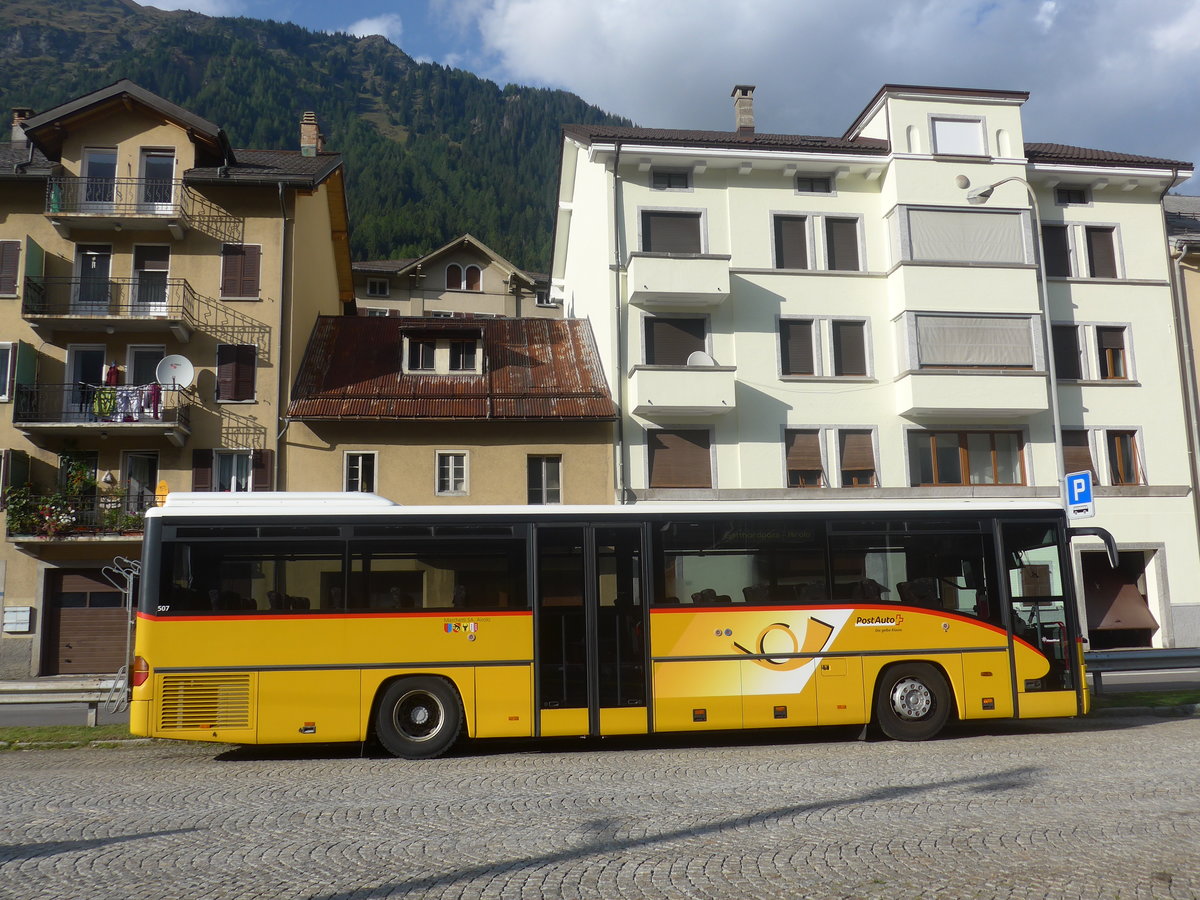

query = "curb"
[1089,703,1199,719]
[0,738,153,751]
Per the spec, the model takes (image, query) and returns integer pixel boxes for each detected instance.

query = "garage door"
[45,570,128,675]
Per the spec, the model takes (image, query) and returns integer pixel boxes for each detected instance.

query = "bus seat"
[897,578,939,608]
[288,596,310,610]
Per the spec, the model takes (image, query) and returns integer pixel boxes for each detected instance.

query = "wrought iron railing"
[4,489,159,538]
[45,177,243,244]
[13,383,195,427]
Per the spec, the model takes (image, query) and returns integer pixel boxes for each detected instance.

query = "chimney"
[731,85,755,136]
[11,107,34,146]
[300,111,324,157]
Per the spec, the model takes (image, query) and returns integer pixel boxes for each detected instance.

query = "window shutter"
[465,266,481,291]
[446,265,462,290]
[780,320,814,375]
[234,345,256,400]
[192,449,213,491]
[1052,326,1082,379]
[1062,431,1096,478]
[1086,227,1117,278]
[645,318,705,366]
[825,218,860,271]
[1042,225,1070,277]
[240,245,260,296]
[648,430,711,488]
[251,449,274,491]
[773,217,808,269]
[1098,327,1125,350]
[785,430,823,469]
[0,241,19,295]
[832,321,867,376]
[642,212,702,254]
[220,245,242,298]
[839,431,875,472]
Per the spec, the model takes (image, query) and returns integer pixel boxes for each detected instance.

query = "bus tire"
[375,677,463,759]
[875,663,950,741]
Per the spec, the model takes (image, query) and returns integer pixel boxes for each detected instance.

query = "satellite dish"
[156,355,195,388]
[686,350,717,367]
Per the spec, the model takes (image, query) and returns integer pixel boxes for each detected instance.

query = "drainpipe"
[611,140,631,503]
[275,181,291,490]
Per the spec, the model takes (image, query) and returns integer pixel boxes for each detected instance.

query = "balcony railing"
[23,276,199,321]
[45,177,243,243]
[4,489,158,539]
[14,383,194,428]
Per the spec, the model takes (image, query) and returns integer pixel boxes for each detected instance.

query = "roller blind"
[916,315,1033,368]
[832,321,867,375]
[839,430,875,470]
[649,430,711,488]
[825,218,860,271]
[1041,225,1070,276]
[1062,431,1096,478]
[785,430,822,469]
[645,318,705,366]
[1086,227,1118,278]
[909,209,1025,263]
[773,216,808,269]
[1052,326,1082,379]
[642,212,702,254]
[780,320,814,375]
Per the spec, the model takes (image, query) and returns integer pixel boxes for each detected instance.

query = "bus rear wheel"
[376,677,463,759]
[875,663,950,741]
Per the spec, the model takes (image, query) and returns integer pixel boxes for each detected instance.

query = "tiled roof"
[0,141,53,177]
[288,316,616,421]
[353,259,419,274]
[562,124,889,155]
[1166,195,1200,241]
[1025,142,1192,170]
[187,149,343,186]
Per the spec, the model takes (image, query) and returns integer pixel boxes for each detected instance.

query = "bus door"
[535,525,649,737]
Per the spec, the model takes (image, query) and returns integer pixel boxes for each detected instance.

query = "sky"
[143,0,1200,191]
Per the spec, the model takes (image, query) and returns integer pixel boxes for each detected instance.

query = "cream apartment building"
[551,84,1199,648]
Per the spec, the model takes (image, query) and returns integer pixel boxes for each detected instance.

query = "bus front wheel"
[875,663,950,741]
[375,677,463,759]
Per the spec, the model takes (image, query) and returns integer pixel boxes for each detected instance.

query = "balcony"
[14,383,194,445]
[629,364,737,417]
[23,277,200,341]
[4,489,157,542]
[896,372,1049,418]
[45,177,242,243]
[627,252,731,307]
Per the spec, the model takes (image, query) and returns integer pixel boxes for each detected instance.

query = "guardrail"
[1084,648,1200,692]
[0,677,126,726]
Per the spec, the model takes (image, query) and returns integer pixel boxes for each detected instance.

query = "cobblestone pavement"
[1,714,1198,900]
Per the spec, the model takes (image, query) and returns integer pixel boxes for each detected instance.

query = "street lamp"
[958,174,1066,502]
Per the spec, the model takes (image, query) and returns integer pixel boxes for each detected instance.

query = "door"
[132,246,170,314]
[124,451,159,515]
[64,345,105,422]
[536,525,648,737]
[139,151,175,213]
[74,245,112,312]
[83,149,117,208]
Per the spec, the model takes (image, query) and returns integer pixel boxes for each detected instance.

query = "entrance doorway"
[1082,551,1158,649]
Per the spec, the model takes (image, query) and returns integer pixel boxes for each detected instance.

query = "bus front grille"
[158,673,252,730]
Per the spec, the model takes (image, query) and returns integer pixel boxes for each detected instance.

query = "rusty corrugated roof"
[288,316,616,421]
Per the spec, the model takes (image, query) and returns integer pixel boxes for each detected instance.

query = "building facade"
[551,84,1199,648]
[0,81,352,678]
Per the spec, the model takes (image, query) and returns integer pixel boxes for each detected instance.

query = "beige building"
[353,234,558,318]
[285,315,615,505]
[0,80,352,678]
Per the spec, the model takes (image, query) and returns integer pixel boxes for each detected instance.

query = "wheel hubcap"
[890,676,933,720]
[394,691,444,742]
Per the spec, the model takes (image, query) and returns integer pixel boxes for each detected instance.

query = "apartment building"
[551,84,1199,648]
[353,234,558,318]
[0,80,352,678]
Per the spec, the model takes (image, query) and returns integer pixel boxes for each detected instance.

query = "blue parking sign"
[1065,471,1094,519]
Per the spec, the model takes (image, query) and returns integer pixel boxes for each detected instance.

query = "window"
[832,320,867,376]
[648,429,711,488]
[912,315,1034,369]
[366,278,389,298]
[345,452,376,493]
[651,169,690,190]
[1086,227,1118,278]
[1052,326,1082,379]
[1052,323,1131,381]
[133,245,170,308]
[773,216,809,269]
[449,340,477,372]
[645,317,705,365]
[0,240,19,295]
[795,175,833,194]
[365,308,390,317]
[825,218,861,271]
[785,430,824,487]
[535,290,555,307]
[408,339,435,371]
[216,451,252,492]
[1041,224,1121,278]
[464,265,482,291]
[1041,225,1071,277]
[779,319,815,376]
[906,209,1026,264]
[446,264,463,290]
[527,455,562,504]
[1062,430,1097,479]
[839,430,876,487]
[191,448,273,492]
[641,211,703,254]
[1107,431,1141,485]
[908,431,1024,486]
[1096,327,1127,379]
[931,117,985,156]
[1055,186,1089,206]
[215,344,256,402]
[436,452,468,495]
[220,244,261,299]
[0,343,11,401]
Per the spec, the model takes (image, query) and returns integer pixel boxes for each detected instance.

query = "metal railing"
[13,382,194,427]
[23,276,199,320]
[45,177,243,244]
[4,489,159,538]
[1085,648,1200,692]
[0,678,125,727]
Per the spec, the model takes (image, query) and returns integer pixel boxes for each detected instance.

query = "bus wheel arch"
[373,675,464,759]
[873,662,953,741]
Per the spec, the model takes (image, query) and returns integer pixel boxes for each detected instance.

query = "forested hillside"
[0,0,629,270]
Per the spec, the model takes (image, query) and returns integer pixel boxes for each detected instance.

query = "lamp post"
[960,174,1066,502]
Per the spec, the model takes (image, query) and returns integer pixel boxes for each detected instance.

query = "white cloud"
[438,0,1199,188]
[344,13,404,41]
[141,0,243,14]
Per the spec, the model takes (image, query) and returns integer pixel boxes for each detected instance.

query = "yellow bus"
[130,493,1114,758]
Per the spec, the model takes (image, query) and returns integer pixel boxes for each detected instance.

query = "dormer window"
[449,340,477,371]
[931,116,986,156]
[446,263,482,291]
[652,169,691,191]
[366,277,390,297]
[402,330,484,375]
[408,339,435,371]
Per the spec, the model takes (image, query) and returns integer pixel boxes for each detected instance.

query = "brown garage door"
[45,570,128,675]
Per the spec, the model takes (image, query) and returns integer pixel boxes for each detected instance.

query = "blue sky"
[146,0,1200,190]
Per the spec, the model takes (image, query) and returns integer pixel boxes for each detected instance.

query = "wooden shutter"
[446,265,462,290]
[642,212,702,254]
[1052,326,1082,379]
[648,430,711,488]
[1086,227,1117,278]
[785,431,823,483]
[217,345,256,401]
[465,266,481,291]
[1041,225,1070,277]
[1062,431,1096,478]
[825,218,860,271]
[645,318,705,366]
[192,449,213,491]
[832,321,867,376]
[773,216,808,269]
[251,449,274,491]
[0,241,19,295]
[221,245,261,297]
[780,320,814,375]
